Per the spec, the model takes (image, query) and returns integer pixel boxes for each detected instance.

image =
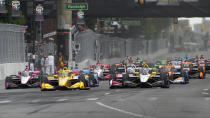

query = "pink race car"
[5,66,41,89]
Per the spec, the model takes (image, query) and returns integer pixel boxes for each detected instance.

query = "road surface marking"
[148,97,158,101]
[87,98,99,101]
[96,102,145,118]
[201,92,209,95]
[57,98,69,102]
[115,90,120,92]
[203,89,209,91]
[31,100,41,103]
[0,100,11,104]
[204,97,210,101]
[105,93,110,95]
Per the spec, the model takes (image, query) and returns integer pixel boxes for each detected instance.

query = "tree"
[121,18,172,39]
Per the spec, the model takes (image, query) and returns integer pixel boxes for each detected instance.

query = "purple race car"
[5,66,41,89]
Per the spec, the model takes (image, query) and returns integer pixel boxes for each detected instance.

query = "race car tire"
[122,74,128,87]
[160,72,170,88]
[5,77,12,89]
[30,75,41,88]
[79,74,89,88]
[40,75,49,91]
[109,79,115,89]
[110,74,115,80]
[182,71,189,84]
[89,74,97,86]
[40,75,48,83]
[199,68,205,79]
[110,65,116,74]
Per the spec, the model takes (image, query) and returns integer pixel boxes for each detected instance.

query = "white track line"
[87,98,99,101]
[148,97,158,101]
[115,90,120,92]
[0,100,11,104]
[96,102,145,118]
[203,89,209,91]
[201,92,209,95]
[105,93,110,95]
[31,100,41,103]
[57,98,69,102]
[204,97,210,101]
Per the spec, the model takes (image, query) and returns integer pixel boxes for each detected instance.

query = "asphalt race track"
[0,75,210,118]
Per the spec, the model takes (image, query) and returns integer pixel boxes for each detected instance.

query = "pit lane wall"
[0,24,27,80]
[0,63,28,80]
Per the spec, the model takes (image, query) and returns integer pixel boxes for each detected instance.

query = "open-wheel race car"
[5,66,41,89]
[181,61,205,79]
[197,59,207,75]
[109,64,127,88]
[109,62,171,88]
[161,65,189,84]
[81,69,99,87]
[40,67,90,91]
[205,59,210,74]
[90,64,111,80]
[125,63,170,88]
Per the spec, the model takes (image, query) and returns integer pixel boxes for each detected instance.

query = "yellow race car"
[40,67,90,91]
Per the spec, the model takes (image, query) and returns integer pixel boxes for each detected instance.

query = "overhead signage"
[77,10,84,19]
[66,3,88,10]
[0,0,6,13]
[35,4,44,21]
[11,0,20,17]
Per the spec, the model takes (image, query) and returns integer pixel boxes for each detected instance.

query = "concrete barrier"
[0,63,27,80]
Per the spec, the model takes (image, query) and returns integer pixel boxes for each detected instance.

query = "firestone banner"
[35,4,44,21]
[77,11,85,25]
[11,0,20,17]
[0,0,6,13]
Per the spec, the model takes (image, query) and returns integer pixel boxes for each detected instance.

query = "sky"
[179,17,210,30]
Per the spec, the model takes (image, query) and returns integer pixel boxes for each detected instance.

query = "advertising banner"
[11,0,20,17]
[0,0,6,13]
[35,4,44,21]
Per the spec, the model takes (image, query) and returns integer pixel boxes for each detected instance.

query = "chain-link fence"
[74,30,169,64]
[75,29,100,62]
[0,24,26,64]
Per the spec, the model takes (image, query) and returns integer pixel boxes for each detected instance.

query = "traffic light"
[35,1,44,21]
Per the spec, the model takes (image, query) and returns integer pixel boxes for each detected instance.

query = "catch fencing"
[0,24,26,64]
[100,37,168,59]
[74,30,168,64]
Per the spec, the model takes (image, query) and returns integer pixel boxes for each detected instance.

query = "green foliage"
[10,13,25,25]
[124,18,172,39]
[85,17,97,30]
[0,0,25,25]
